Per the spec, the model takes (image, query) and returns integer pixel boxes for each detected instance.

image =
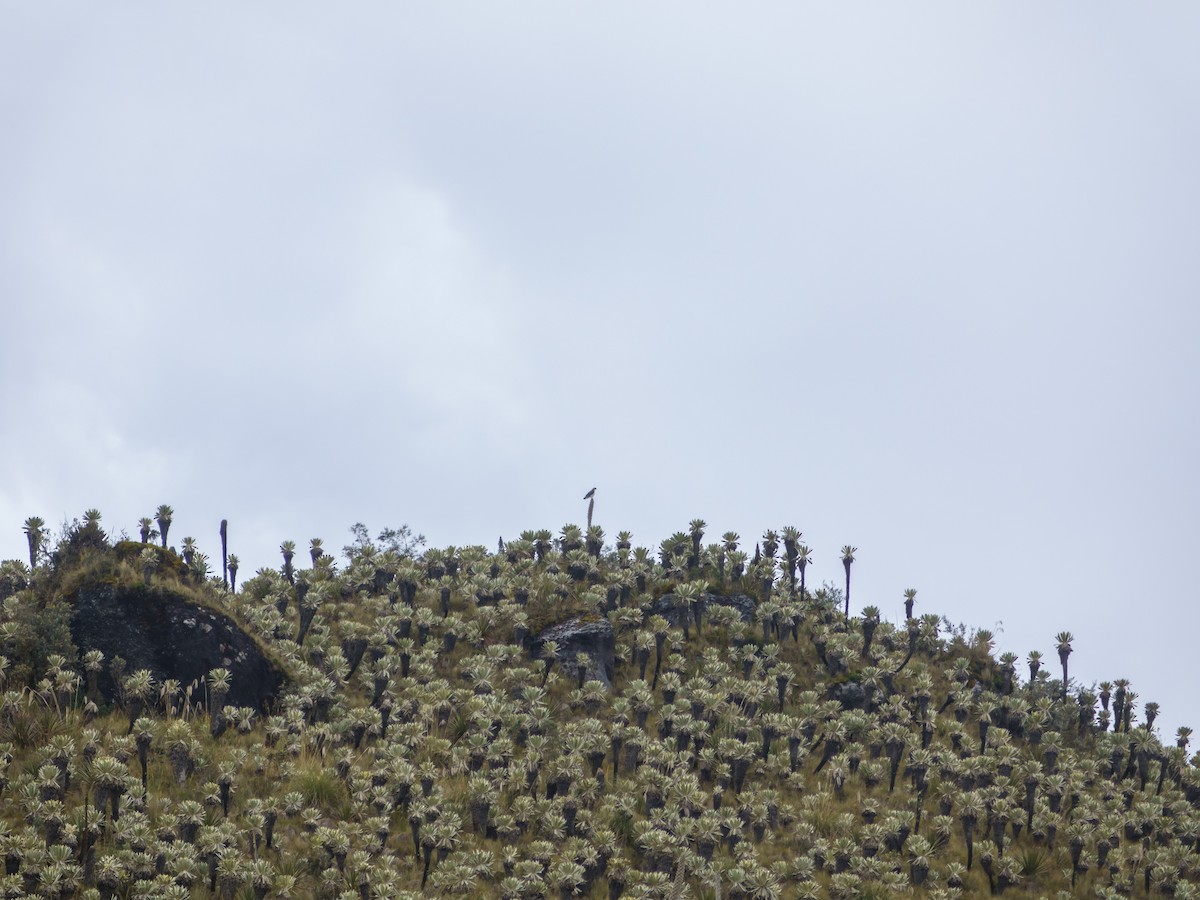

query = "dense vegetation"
[0,510,1197,899]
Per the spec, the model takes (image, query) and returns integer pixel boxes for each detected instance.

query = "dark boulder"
[532,617,616,688]
[646,592,756,629]
[70,582,287,712]
[829,679,869,711]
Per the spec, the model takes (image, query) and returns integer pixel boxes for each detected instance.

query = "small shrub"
[293,764,347,813]
[0,691,74,748]
[1017,846,1051,880]
[0,593,75,687]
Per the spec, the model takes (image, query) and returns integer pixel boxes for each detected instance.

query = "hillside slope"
[0,515,1196,898]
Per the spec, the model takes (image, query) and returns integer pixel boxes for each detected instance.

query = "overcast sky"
[2,5,1198,736]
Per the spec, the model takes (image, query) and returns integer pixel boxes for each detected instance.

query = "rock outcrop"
[70,582,287,711]
[828,679,870,710]
[532,617,616,688]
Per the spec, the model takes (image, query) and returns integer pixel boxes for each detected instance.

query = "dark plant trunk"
[910,861,929,886]
[471,799,490,834]
[991,817,1006,856]
[888,746,903,792]
[420,844,432,889]
[652,634,665,689]
[210,688,227,739]
[137,738,150,791]
[298,606,317,646]
[220,519,228,589]
[169,746,190,786]
[814,737,842,775]
[1043,747,1058,772]
[862,620,877,657]
[372,673,390,706]
[788,736,802,772]
[784,552,797,596]
[732,758,750,793]
[894,627,919,675]
[843,559,852,624]
[343,639,368,679]
[635,646,650,681]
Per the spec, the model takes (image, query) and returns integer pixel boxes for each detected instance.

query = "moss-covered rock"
[112,540,190,581]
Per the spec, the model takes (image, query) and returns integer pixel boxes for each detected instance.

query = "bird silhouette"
[584,488,597,528]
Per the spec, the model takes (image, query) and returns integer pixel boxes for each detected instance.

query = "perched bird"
[584,488,597,528]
